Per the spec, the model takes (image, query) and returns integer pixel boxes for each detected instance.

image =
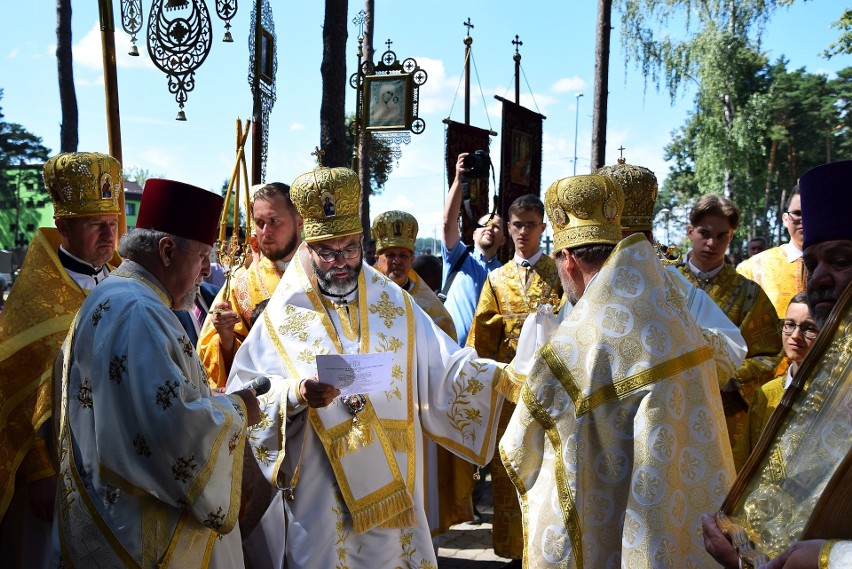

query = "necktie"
[521,260,531,285]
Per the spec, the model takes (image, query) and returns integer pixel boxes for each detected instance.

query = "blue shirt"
[441,240,502,346]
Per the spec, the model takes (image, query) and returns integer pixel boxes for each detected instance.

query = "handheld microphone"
[246,375,272,396]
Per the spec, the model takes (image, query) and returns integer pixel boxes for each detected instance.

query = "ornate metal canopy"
[119,0,239,120]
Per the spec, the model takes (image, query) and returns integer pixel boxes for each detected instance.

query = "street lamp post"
[659,208,671,244]
[573,92,584,175]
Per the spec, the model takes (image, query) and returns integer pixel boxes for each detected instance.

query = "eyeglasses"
[510,221,542,232]
[780,320,819,339]
[309,244,361,263]
[784,210,803,223]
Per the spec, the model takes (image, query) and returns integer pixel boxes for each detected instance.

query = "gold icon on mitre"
[595,156,657,233]
[371,210,418,253]
[43,152,123,218]
[545,174,624,251]
[290,148,362,243]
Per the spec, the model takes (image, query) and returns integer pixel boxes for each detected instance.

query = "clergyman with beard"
[54,179,262,567]
[198,182,303,388]
[702,159,852,569]
[226,159,509,569]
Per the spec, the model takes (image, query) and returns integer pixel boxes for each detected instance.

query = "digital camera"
[462,150,491,179]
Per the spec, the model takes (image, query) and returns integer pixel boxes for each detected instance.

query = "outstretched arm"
[443,153,470,251]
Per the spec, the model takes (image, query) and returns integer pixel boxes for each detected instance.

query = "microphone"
[246,376,272,396]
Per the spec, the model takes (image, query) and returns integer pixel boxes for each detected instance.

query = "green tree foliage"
[344,113,395,196]
[658,62,852,249]
[0,89,51,248]
[824,8,852,59]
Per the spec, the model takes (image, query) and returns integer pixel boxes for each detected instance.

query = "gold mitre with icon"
[545,174,624,251]
[371,210,418,253]
[43,152,123,219]
[595,156,657,232]
[290,151,362,243]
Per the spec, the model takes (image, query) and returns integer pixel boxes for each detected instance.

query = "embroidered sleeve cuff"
[287,380,308,410]
[497,365,524,403]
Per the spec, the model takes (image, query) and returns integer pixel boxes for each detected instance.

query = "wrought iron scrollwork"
[120,0,144,56]
[147,0,213,120]
[248,0,277,181]
[216,0,237,42]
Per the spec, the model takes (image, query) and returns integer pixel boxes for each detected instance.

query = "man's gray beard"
[808,287,840,329]
[179,287,197,311]
[262,233,299,262]
[313,258,362,296]
[562,275,580,305]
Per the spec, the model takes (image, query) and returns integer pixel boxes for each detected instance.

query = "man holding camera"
[441,153,506,346]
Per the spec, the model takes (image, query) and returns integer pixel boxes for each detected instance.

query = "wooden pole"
[591,0,612,172]
[98,0,126,236]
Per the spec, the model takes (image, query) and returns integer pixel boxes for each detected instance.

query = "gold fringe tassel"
[350,487,415,534]
[383,427,412,453]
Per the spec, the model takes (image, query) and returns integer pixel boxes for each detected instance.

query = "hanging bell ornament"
[223,30,234,43]
[128,43,140,57]
[176,110,187,121]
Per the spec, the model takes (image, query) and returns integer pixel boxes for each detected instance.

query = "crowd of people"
[0,149,848,569]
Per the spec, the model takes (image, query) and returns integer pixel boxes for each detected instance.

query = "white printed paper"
[315,353,394,396]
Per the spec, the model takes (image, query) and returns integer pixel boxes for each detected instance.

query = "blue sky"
[2,1,847,244]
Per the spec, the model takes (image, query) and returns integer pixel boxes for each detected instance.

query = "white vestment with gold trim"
[500,235,736,568]
[227,246,505,569]
[56,261,248,568]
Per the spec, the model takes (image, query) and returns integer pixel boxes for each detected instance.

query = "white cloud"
[7,48,18,59]
[289,122,305,131]
[74,22,155,70]
[551,76,585,94]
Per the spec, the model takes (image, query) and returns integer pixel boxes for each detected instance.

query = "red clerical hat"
[136,179,224,246]
[800,160,852,250]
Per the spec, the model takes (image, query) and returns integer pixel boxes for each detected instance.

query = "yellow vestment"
[467,255,562,559]
[679,263,782,470]
[723,283,852,559]
[197,256,282,387]
[501,235,735,568]
[737,244,805,318]
[0,228,120,519]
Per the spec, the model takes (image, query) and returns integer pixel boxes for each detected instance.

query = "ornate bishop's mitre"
[545,174,624,251]
[43,152,123,219]
[595,157,658,232]
[290,163,362,243]
[371,210,418,253]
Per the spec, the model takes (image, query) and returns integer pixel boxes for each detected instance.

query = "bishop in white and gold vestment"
[57,180,250,568]
[227,163,506,569]
[500,174,735,568]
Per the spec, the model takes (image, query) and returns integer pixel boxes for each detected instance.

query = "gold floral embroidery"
[333,491,351,569]
[385,364,404,402]
[398,529,437,569]
[297,338,330,364]
[278,304,316,341]
[446,361,488,444]
[368,291,405,328]
[375,332,403,353]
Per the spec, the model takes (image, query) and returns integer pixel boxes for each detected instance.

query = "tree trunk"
[57,0,78,152]
[320,0,349,168]
[359,0,375,235]
[762,139,777,242]
[591,0,612,171]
